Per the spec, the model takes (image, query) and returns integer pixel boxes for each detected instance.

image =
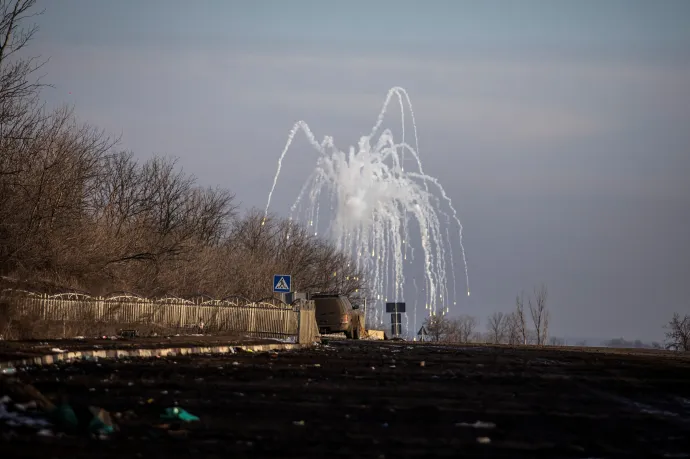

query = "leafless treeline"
[423,284,552,345]
[425,284,688,352]
[0,1,365,299]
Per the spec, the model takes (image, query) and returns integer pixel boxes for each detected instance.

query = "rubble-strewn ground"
[2,341,690,458]
[0,335,284,361]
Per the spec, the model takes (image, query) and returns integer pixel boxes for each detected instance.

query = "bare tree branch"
[528,284,549,346]
[664,313,690,351]
[487,311,507,344]
[515,292,528,345]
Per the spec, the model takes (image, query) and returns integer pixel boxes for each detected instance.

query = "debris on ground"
[51,402,79,431]
[118,329,139,339]
[160,407,200,422]
[2,341,690,458]
[1,377,117,439]
[89,406,116,438]
[455,420,496,429]
[0,395,52,430]
[0,378,55,412]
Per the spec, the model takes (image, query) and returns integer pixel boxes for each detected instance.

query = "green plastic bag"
[160,407,199,422]
[51,403,79,430]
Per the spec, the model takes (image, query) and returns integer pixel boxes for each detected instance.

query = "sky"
[28,0,690,342]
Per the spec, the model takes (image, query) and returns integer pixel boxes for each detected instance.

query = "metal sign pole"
[273,274,292,304]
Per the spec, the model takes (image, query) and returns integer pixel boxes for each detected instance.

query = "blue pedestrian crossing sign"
[273,274,291,293]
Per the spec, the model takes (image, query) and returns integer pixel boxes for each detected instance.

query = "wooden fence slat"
[1,290,302,340]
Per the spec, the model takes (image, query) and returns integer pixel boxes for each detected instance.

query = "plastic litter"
[0,396,51,429]
[89,406,116,437]
[14,400,37,411]
[160,407,200,422]
[51,403,79,431]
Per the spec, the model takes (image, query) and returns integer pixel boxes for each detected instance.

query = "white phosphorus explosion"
[264,86,469,331]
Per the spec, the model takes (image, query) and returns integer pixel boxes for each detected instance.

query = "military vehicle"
[309,293,364,339]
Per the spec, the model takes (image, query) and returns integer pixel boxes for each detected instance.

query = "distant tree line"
[422,284,689,352]
[600,338,662,349]
[0,1,365,300]
[422,284,551,345]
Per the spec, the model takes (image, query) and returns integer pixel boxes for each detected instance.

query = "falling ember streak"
[264,86,470,328]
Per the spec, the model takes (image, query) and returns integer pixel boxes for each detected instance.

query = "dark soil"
[2,341,690,458]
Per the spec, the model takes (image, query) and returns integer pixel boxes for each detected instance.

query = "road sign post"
[417,326,429,342]
[385,302,406,338]
[273,274,292,303]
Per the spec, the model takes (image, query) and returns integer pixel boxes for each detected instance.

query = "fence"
[0,289,319,343]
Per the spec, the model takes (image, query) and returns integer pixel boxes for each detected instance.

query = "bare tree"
[504,312,521,345]
[0,0,47,124]
[486,311,508,344]
[664,313,690,351]
[0,0,46,272]
[470,331,484,343]
[440,315,479,343]
[528,284,549,345]
[1,107,115,274]
[423,314,449,343]
[548,336,565,346]
[515,293,528,345]
[443,318,460,343]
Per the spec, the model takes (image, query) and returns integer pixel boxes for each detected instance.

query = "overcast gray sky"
[31,0,689,342]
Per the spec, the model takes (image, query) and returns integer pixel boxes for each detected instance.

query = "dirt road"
[2,341,690,458]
